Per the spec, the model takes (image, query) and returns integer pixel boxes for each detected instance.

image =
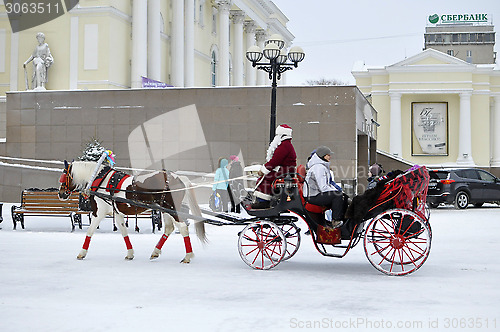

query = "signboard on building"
[412,102,448,156]
[141,76,173,88]
[428,13,490,25]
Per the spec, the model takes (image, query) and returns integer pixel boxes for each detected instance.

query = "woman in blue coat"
[213,158,230,212]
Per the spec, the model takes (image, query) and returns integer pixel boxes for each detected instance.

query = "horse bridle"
[59,162,74,194]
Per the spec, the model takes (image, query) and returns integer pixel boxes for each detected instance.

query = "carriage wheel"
[274,222,301,261]
[238,221,287,270]
[363,209,431,276]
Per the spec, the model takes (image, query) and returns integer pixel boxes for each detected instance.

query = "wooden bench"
[11,189,163,233]
[11,189,90,231]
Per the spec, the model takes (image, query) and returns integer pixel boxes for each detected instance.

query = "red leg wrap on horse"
[123,236,133,250]
[83,236,91,250]
[183,236,193,253]
[156,234,168,250]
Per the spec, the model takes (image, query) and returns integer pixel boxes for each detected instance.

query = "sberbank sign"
[428,13,488,24]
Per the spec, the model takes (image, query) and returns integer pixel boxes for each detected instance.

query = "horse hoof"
[150,248,161,260]
[180,259,190,264]
[77,256,85,260]
[125,256,134,261]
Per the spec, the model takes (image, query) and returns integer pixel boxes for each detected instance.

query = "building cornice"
[77,80,130,89]
[386,65,476,73]
[71,6,131,23]
[195,49,212,62]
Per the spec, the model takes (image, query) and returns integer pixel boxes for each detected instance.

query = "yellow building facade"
[353,48,500,170]
[0,0,294,95]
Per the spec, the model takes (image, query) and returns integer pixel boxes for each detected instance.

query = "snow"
[0,204,499,331]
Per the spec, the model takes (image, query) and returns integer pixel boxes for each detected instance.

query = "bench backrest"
[21,191,80,213]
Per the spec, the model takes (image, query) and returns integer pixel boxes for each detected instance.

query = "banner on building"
[412,102,448,156]
[141,76,173,89]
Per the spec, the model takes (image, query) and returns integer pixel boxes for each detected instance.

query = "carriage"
[233,165,432,276]
[59,158,431,276]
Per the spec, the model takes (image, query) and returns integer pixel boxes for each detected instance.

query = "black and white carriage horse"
[58,160,206,262]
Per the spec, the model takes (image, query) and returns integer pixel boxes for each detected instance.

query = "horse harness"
[91,166,130,196]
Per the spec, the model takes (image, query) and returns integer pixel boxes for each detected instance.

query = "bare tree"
[306,78,348,86]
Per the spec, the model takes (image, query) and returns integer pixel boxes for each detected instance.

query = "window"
[477,33,483,42]
[478,170,496,183]
[228,57,232,86]
[466,50,472,63]
[199,1,205,27]
[457,170,480,180]
[443,34,451,43]
[429,171,449,180]
[447,50,454,56]
[435,34,442,43]
[452,34,459,43]
[211,51,217,86]
[160,13,165,33]
[212,7,217,34]
[469,33,477,42]
[460,33,468,42]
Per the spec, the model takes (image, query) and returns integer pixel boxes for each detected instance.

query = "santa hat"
[275,124,292,138]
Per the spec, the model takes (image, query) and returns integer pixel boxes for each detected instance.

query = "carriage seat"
[296,164,329,214]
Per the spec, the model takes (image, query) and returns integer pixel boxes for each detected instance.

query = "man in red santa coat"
[252,124,297,209]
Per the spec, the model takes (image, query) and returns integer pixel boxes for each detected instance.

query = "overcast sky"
[271,0,500,85]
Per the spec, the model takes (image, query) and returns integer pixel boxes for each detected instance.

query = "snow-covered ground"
[0,203,499,331]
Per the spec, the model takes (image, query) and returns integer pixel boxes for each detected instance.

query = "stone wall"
[0,86,375,202]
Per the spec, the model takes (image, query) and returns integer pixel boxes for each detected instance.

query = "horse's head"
[58,160,75,200]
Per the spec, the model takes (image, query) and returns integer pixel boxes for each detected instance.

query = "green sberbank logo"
[429,13,488,25]
[428,14,439,24]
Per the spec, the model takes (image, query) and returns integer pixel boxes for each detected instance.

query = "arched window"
[228,56,232,86]
[211,51,217,87]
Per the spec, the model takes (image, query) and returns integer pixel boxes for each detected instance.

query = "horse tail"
[178,175,207,244]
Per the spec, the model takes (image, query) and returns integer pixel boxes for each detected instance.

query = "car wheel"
[473,202,484,208]
[428,202,439,209]
[454,192,469,209]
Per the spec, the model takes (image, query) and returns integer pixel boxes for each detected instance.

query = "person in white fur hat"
[251,124,297,209]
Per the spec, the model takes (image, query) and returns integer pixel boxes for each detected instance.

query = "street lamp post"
[246,34,305,143]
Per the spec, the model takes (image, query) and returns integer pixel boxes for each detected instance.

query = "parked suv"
[427,168,500,209]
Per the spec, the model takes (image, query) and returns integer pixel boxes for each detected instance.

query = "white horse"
[58,161,206,262]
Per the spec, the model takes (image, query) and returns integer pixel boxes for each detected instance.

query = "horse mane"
[71,161,103,190]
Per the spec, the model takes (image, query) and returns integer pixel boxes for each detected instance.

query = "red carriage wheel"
[363,208,431,276]
[274,222,301,261]
[238,221,287,270]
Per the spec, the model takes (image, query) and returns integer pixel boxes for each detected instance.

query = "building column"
[244,22,256,86]
[457,92,475,165]
[389,92,402,157]
[69,16,79,89]
[131,0,148,88]
[9,26,19,91]
[147,0,161,81]
[216,0,231,86]
[184,0,195,87]
[171,0,185,87]
[492,96,500,167]
[255,29,267,86]
[231,11,245,86]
